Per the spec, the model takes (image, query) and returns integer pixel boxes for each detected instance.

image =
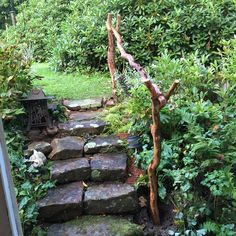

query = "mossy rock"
[47,215,143,236]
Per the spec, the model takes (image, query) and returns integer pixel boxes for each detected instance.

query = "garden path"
[29,98,143,235]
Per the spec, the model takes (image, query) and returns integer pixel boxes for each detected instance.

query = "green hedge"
[4,0,236,71]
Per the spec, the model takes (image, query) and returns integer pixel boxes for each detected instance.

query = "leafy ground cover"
[31,63,112,99]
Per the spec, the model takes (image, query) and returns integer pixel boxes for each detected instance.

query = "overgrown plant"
[106,49,236,233]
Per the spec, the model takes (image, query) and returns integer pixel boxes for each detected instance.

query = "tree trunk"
[106,14,117,99]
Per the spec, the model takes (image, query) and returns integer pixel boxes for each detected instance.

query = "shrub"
[4,0,71,61]
[106,50,236,234]
[0,43,33,120]
[4,0,236,71]
[48,0,236,71]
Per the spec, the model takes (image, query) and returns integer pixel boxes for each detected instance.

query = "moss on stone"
[91,170,101,179]
[63,215,143,236]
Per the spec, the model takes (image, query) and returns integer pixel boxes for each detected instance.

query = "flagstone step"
[58,119,107,136]
[63,98,103,111]
[48,136,84,160]
[47,215,144,236]
[69,110,104,121]
[51,158,91,184]
[84,183,139,215]
[90,153,128,182]
[84,135,124,154]
[37,182,83,222]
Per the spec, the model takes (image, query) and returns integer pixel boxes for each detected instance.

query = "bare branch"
[165,79,180,101]
[106,13,117,99]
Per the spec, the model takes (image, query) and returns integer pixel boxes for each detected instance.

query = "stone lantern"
[21,89,52,131]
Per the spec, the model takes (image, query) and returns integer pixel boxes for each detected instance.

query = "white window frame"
[0,119,23,236]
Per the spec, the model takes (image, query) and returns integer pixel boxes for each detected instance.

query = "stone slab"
[48,137,84,160]
[84,183,138,215]
[91,153,127,182]
[51,158,91,184]
[37,182,83,222]
[63,98,103,111]
[28,141,52,155]
[69,110,103,121]
[58,120,106,136]
[84,136,123,154]
[47,216,144,236]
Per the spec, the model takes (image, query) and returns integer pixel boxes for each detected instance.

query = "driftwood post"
[107,13,179,225]
[106,14,117,99]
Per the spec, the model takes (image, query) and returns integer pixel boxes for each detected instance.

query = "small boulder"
[90,153,127,182]
[51,158,91,184]
[63,98,103,111]
[27,150,47,167]
[37,182,83,222]
[49,137,84,160]
[28,141,52,155]
[84,135,123,154]
[84,183,139,215]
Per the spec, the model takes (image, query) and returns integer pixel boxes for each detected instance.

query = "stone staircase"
[34,99,143,236]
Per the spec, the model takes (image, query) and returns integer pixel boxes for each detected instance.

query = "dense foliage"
[4,0,236,71]
[0,0,24,30]
[106,46,236,235]
[4,0,71,61]
[0,44,54,235]
[1,0,236,234]
[0,43,32,120]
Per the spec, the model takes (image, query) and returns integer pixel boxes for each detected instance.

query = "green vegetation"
[106,48,236,234]
[0,44,54,235]
[32,63,112,99]
[4,0,236,71]
[1,0,236,235]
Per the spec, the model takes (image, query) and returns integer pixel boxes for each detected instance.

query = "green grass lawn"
[31,63,112,100]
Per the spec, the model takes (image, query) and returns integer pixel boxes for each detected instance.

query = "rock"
[48,137,84,160]
[91,153,127,182]
[37,182,83,222]
[46,126,59,136]
[28,141,52,155]
[63,98,103,111]
[47,215,144,236]
[58,119,106,136]
[51,158,91,184]
[84,136,124,154]
[27,150,47,167]
[105,99,115,107]
[69,110,103,121]
[84,183,139,215]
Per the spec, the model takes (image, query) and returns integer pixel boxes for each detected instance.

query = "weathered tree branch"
[106,13,117,99]
[165,80,180,102]
[107,13,179,225]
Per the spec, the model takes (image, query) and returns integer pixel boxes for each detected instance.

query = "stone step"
[63,98,103,111]
[69,110,104,121]
[84,183,139,215]
[58,119,106,136]
[48,137,84,160]
[84,135,124,154]
[51,158,91,184]
[37,182,83,222]
[47,215,144,236]
[90,153,127,182]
